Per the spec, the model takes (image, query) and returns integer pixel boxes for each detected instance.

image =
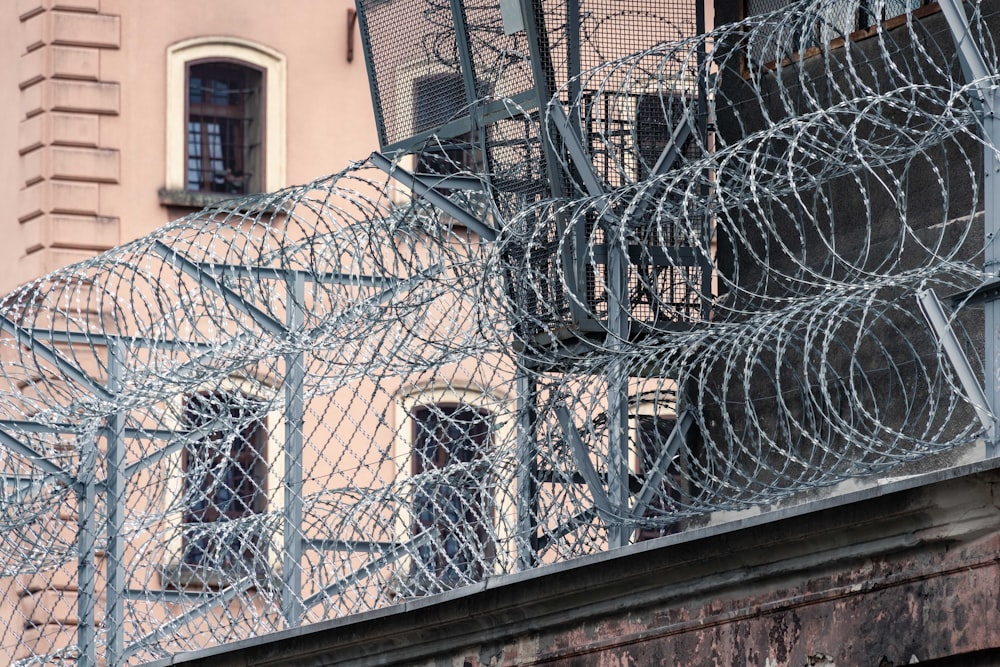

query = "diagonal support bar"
[549,103,606,198]
[196,264,402,287]
[370,152,497,242]
[917,288,996,444]
[121,578,254,661]
[0,316,112,402]
[629,411,694,521]
[152,240,287,337]
[939,0,994,110]
[629,117,693,223]
[300,532,433,610]
[554,403,616,520]
[0,428,78,488]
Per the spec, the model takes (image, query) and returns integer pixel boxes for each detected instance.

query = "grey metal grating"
[357,0,466,148]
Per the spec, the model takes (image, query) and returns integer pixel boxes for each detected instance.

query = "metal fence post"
[106,339,126,665]
[77,433,98,667]
[281,272,305,627]
[939,0,1000,456]
[607,221,631,549]
[515,369,538,569]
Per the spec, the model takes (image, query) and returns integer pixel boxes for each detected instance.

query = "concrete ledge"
[146,458,1000,667]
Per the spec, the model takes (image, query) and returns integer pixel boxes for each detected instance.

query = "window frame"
[179,390,269,577]
[165,37,286,197]
[161,376,286,588]
[408,402,494,588]
[391,385,515,595]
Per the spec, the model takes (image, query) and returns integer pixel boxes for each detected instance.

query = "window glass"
[181,391,268,574]
[186,62,263,194]
[410,403,493,588]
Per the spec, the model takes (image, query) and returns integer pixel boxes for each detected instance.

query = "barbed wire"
[0,0,996,664]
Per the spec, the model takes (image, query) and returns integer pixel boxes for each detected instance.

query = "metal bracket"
[370,152,497,242]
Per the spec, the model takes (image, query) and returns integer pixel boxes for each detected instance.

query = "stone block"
[18,589,77,627]
[18,181,46,221]
[51,45,100,79]
[51,112,100,146]
[19,46,101,90]
[49,79,119,114]
[52,0,101,12]
[20,214,45,252]
[45,246,100,271]
[19,113,100,153]
[19,0,100,20]
[21,11,45,53]
[18,47,44,88]
[20,79,44,118]
[18,115,44,154]
[50,214,119,249]
[21,10,119,52]
[51,146,119,183]
[52,11,119,49]
[19,146,44,186]
[18,179,100,220]
[49,178,99,214]
[12,623,77,663]
[17,0,45,21]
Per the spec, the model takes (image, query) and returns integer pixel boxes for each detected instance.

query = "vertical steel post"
[983,87,1000,457]
[105,339,126,666]
[77,433,98,667]
[515,368,538,569]
[939,0,999,456]
[607,222,631,548]
[566,0,581,132]
[281,272,305,627]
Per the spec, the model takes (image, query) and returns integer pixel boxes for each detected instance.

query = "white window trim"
[161,376,286,585]
[165,37,287,193]
[391,384,515,589]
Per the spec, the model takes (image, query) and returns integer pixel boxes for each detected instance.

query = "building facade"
[2,0,377,294]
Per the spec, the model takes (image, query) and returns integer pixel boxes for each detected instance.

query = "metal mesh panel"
[357,0,465,147]
[743,0,934,65]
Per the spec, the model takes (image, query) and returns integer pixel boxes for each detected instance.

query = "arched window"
[409,402,493,587]
[392,385,514,596]
[181,391,268,576]
[160,376,285,588]
[165,38,286,201]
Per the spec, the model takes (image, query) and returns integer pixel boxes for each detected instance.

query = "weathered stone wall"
[150,463,1000,667]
